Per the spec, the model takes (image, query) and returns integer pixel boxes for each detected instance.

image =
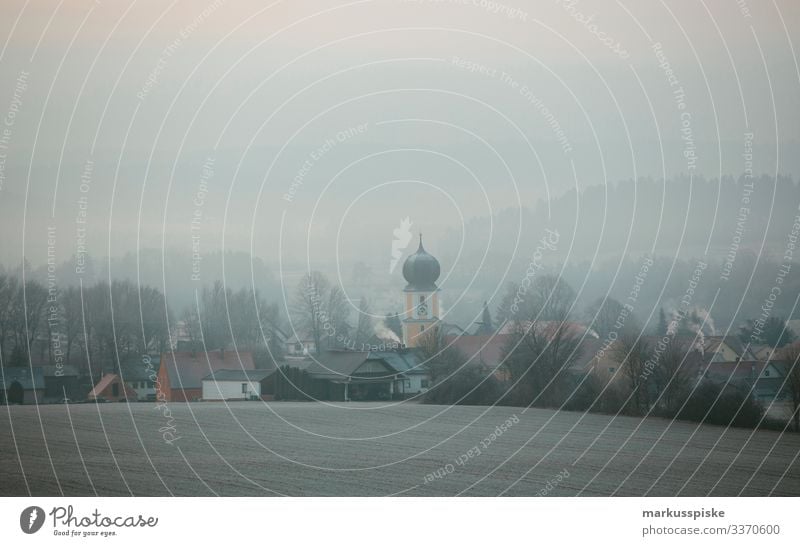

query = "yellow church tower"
[401,234,441,347]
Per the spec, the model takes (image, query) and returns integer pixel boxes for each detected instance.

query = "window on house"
[421,379,429,388]
[294,343,301,351]
[241,383,248,394]
[764,370,770,377]
[608,367,616,373]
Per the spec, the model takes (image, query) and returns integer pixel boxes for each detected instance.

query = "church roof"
[402,234,440,291]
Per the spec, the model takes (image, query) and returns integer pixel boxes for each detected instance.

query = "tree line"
[420,274,800,432]
[0,273,170,378]
[288,270,403,355]
[0,273,288,379]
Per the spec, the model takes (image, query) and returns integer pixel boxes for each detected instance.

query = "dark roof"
[303,351,372,380]
[116,355,161,382]
[402,235,440,292]
[0,367,45,390]
[303,350,409,380]
[367,349,428,375]
[41,365,79,377]
[161,351,255,390]
[202,369,274,382]
[276,350,428,381]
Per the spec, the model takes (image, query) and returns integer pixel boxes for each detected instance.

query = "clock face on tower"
[416,295,428,319]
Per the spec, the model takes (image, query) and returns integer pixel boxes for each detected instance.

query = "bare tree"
[227,287,281,351]
[10,279,49,366]
[615,333,653,415]
[501,276,581,408]
[353,298,375,347]
[779,343,800,432]
[137,284,170,354]
[0,274,18,363]
[290,272,350,355]
[199,281,232,351]
[586,296,638,339]
[417,327,468,382]
[324,285,350,349]
[503,319,581,407]
[653,337,695,416]
[61,286,84,367]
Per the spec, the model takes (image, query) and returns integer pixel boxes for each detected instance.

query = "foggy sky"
[1,0,798,272]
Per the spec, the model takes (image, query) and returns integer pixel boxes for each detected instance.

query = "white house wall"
[202,380,261,400]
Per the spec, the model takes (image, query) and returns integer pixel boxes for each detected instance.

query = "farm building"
[273,349,429,401]
[157,350,256,402]
[42,365,82,402]
[202,369,274,401]
[88,374,137,402]
[0,367,44,404]
[368,349,430,393]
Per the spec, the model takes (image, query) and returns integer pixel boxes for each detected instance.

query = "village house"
[157,350,256,402]
[271,348,429,401]
[703,335,757,362]
[202,369,274,401]
[0,367,45,404]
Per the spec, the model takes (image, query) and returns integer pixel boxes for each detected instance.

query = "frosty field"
[0,402,798,496]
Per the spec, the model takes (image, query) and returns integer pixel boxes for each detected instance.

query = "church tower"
[401,234,441,347]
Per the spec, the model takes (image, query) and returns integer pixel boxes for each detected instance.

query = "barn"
[273,349,430,401]
[42,365,82,402]
[156,350,256,402]
[201,369,274,401]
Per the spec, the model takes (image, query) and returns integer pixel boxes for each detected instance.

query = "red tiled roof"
[444,334,512,368]
[161,351,255,390]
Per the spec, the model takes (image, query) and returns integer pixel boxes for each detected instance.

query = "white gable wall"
[202,379,261,400]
